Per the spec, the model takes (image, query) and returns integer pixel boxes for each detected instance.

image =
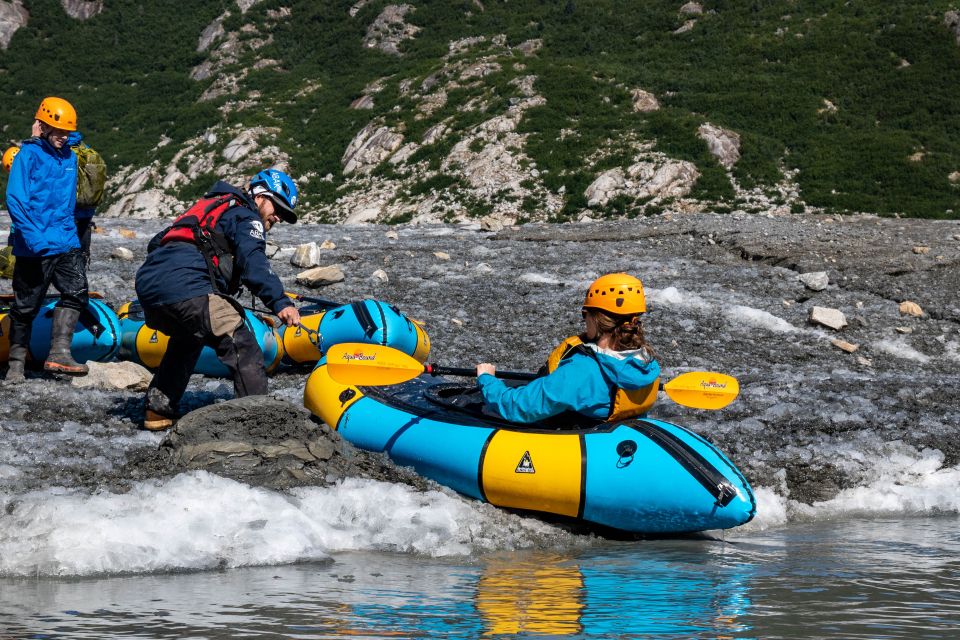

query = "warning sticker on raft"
[515,451,535,474]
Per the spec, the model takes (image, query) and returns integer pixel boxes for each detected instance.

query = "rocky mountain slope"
[2,1,960,223]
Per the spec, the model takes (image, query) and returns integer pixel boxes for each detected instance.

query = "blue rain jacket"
[478,343,661,424]
[67,131,96,220]
[5,137,79,257]
[135,181,294,314]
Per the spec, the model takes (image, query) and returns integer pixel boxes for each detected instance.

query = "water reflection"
[473,547,753,638]
[475,555,585,636]
[2,519,959,638]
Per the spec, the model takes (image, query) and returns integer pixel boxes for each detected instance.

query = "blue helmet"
[250,168,299,223]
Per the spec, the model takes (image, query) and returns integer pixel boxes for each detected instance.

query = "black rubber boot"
[4,344,27,385]
[43,307,89,376]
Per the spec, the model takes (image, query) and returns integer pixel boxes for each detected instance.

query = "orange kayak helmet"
[2,146,18,173]
[583,273,647,315]
[35,96,77,132]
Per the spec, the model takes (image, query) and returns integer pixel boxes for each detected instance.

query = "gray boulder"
[0,0,28,50]
[158,396,429,490]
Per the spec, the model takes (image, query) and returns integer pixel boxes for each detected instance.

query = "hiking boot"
[43,307,88,376]
[3,344,27,385]
[143,409,176,431]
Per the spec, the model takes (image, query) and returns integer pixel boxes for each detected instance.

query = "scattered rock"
[110,247,134,261]
[698,123,741,169]
[949,172,960,184]
[679,2,703,15]
[342,122,405,175]
[197,13,226,52]
[480,216,505,232]
[817,99,838,115]
[631,88,660,113]
[585,158,699,207]
[945,10,960,44]
[895,326,913,334]
[912,246,930,254]
[319,239,337,250]
[349,0,372,17]
[236,0,262,13]
[516,38,542,56]
[385,230,399,240]
[350,95,375,110]
[264,241,281,258]
[898,301,923,317]
[0,1,29,50]
[830,339,859,353]
[291,242,323,268]
[809,306,847,330]
[371,268,389,283]
[798,271,829,291]
[363,4,420,56]
[222,130,261,163]
[60,0,103,21]
[72,361,152,391]
[118,228,138,239]
[433,251,451,260]
[296,265,345,287]
[673,19,696,34]
[158,396,430,490]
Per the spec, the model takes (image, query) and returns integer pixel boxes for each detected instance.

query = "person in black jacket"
[135,169,302,430]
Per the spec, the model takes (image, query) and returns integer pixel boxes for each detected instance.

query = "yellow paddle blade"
[663,371,739,410]
[326,343,425,386]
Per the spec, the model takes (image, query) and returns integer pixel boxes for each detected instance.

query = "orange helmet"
[2,147,18,173]
[583,273,646,315]
[35,96,77,132]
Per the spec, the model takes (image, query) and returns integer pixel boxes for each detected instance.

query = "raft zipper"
[631,420,738,507]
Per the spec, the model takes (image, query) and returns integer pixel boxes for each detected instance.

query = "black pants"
[75,217,94,263]
[142,294,267,414]
[10,249,89,347]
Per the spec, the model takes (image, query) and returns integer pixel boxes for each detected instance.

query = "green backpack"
[73,143,107,209]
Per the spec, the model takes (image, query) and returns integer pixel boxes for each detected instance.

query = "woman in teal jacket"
[477,273,660,425]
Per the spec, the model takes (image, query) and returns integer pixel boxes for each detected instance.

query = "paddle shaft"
[286,292,340,308]
[426,364,537,381]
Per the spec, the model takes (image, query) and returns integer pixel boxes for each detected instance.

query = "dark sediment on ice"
[122,396,430,491]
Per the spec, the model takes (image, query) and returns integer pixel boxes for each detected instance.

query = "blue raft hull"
[0,297,121,364]
[305,370,756,535]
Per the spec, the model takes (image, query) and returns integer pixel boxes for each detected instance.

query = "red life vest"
[159,194,242,293]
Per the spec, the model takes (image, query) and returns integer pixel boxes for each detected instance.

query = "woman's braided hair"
[590,310,657,359]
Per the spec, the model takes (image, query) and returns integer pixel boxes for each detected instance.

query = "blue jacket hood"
[584,343,660,391]
[67,131,84,147]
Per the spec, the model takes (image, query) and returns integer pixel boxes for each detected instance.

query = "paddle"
[284,291,341,309]
[326,343,739,410]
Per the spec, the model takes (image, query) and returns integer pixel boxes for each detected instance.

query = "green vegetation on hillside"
[2,0,959,219]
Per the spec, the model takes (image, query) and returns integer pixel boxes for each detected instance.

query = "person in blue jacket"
[476,273,661,425]
[4,97,90,384]
[135,169,302,430]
